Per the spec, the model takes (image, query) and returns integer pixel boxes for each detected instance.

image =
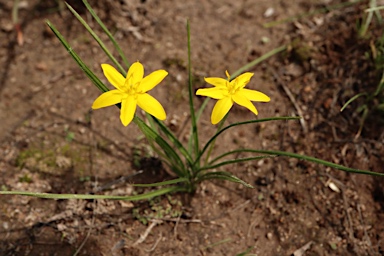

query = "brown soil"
[1,0,384,255]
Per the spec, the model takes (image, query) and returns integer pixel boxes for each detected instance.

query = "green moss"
[16,148,38,168]
[288,38,314,63]
[162,57,185,69]
[132,195,183,224]
[19,174,32,183]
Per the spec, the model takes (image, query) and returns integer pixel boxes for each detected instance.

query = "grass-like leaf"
[82,0,130,69]
[194,116,301,167]
[199,155,275,172]
[229,149,384,177]
[65,2,126,75]
[340,92,367,112]
[230,45,286,78]
[197,171,253,188]
[0,186,185,200]
[132,177,188,187]
[187,21,200,160]
[134,117,187,178]
[46,20,109,93]
[153,118,193,166]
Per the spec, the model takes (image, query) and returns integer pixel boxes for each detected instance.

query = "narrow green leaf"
[209,149,274,164]
[46,20,109,93]
[189,98,209,156]
[132,177,188,187]
[82,0,130,69]
[194,116,300,167]
[236,247,254,256]
[199,155,275,171]
[340,92,367,112]
[145,113,159,133]
[0,186,185,200]
[153,118,193,166]
[203,113,228,166]
[231,149,384,177]
[197,171,253,188]
[134,117,187,178]
[187,20,200,159]
[65,2,126,75]
[374,70,384,96]
[231,45,286,78]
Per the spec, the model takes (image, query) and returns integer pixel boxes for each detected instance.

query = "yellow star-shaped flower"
[196,71,270,124]
[92,62,168,126]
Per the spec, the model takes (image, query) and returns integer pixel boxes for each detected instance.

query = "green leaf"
[187,20,200,159]
[340,92,367,112]
[65,2,126,75]
[46,20,109,93]
[197,171,253,188]
[199,155,275,172]
[231,45,286,78]
[81,0,130,69]
[236,247,254,256]
[153,118,193,167]
[132,178,188,187]
[231,149,384,177]
[134,117,187,178]
[209,149,275,164]
[0,186,185,200]
[194,116,300,167]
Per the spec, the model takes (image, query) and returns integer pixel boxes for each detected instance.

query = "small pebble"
[264,7,275,18]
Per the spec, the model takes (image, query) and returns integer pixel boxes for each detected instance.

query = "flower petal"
[241,89,270,102]
[204,77,228,88]
[92,90,123,109]
[139,70,168,93]
[127,62,144,86]
[211,97,233,124]
[233,92,258,115]
[137,93,166,120]
[120,96,137,126]
[232,72,254,89]
[196,87,227,99]
[101,64,126,91]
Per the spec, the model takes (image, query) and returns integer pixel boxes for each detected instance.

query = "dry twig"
[144,233,163,253]
[268,67,308,133]
[133,220,162,246]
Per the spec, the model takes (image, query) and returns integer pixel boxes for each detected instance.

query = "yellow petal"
[120,96,137,126]
[204,77,228,87]
[139,70,168,93]
[196,87,227,99]
[126,62,144,86]
[101,64,126,91]
[241,89,270,102]
[211,97,233,124]
[232,92,258,115]
[92,90,123,109]
[232,72,254,89]
[137,93,166,120]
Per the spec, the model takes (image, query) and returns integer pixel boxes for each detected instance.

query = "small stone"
[35,62,48,71]
[56,156,72,169]
[267,232,273,239]
[264,7,275,18]
[1,21,13,32]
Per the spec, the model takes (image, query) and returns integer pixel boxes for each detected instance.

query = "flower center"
[123,73,141,98]
[225,70,240,95]
[227,79,240,95]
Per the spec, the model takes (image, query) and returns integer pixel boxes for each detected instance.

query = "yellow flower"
[196,71,270,124]
[92,62,168,126]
